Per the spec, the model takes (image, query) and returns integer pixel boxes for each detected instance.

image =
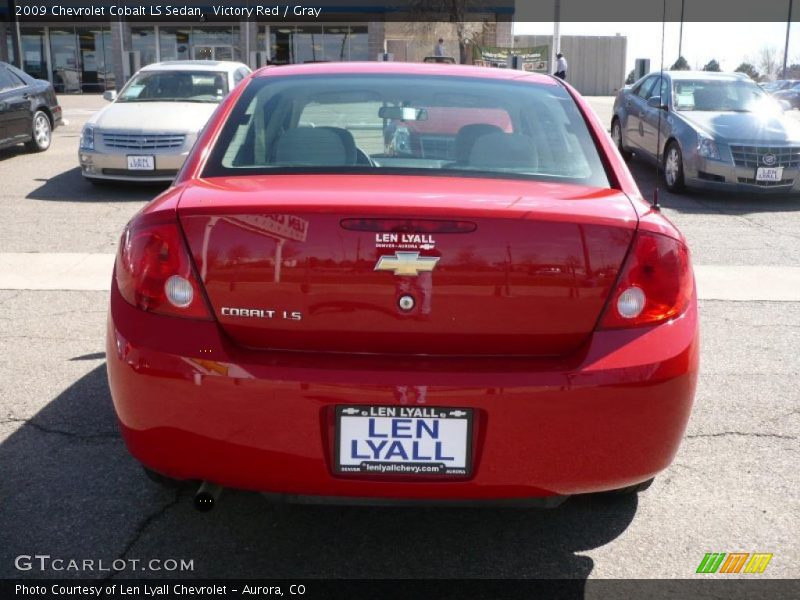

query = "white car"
[79,60,251,183]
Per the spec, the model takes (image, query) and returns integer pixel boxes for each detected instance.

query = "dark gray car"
[611,71,800,194]
[0,61,62,153]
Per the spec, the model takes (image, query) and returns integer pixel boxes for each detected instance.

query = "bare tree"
[407,0,493,63]
[756,46,785,80]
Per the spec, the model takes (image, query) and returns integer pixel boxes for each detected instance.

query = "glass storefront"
[7,23,371,92]
[191,26,239,61]
[264,25,369,64]
[158,27,191,61]
[130,27,157,68]
[20,27,48,81]
[78,28,113,92]
[4,26,16,64]
[17,26,113,92]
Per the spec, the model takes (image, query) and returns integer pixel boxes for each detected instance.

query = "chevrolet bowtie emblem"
[374,251,440,276]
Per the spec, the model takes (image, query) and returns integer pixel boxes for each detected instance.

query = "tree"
[407,1,490,64]
[702,59,721,72]
[625,69,636,85]
[734,62,760,80]
[670,56,690,71]
[756,46,784,79]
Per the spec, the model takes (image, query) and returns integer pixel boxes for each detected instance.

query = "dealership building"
[1,17,626,96]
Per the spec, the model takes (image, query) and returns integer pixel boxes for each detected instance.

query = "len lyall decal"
[696,552,773,574]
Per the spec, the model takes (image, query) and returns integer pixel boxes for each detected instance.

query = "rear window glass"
[203,74,610,188]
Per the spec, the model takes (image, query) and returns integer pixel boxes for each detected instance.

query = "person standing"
[554,52,568,80]
[434,38,446,57]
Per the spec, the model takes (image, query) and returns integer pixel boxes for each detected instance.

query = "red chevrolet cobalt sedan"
[107,62,698,508]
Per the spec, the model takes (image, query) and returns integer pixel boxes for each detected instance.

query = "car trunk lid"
[178,175,637,356]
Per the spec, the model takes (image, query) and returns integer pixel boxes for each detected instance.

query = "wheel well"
[662,137,679,160]
[35,105,54,128]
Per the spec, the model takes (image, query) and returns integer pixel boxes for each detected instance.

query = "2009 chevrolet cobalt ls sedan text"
[107,62,698,507]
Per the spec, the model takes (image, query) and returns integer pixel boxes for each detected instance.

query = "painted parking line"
[0,253,114,291]
[0,253,799,302]
[693,265,800,302]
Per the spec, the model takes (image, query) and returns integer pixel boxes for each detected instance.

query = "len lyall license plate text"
[336,405,472,476]
[127,155,155,170]
[756,166,783,182]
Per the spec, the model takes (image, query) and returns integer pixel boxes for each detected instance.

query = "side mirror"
[647,95,667,110]
[103,90,117,102]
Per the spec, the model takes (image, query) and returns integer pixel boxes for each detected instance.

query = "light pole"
[678,0,685,63]
[783,0,793,78]
[552,0,561,75]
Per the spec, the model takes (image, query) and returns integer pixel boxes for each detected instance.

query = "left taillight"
[115,215,212,320]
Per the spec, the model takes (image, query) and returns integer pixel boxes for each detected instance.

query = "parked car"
[79,60,251,184]
[423,56,457,64]
[384,106,513,160]
[612,70,800,193]
[771,81,800,109]
[760,79,799,94]
[107,62,698,509]
[0,61,62,153]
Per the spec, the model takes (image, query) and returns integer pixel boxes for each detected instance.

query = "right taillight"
[598,230,693,329]
[115,214,211,320]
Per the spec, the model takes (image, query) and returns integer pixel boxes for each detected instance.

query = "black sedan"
[0,61,62,152]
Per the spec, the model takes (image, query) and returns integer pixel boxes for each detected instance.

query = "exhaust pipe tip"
[194,481,222,512]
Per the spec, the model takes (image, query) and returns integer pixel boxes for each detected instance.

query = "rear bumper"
[107,281,699,501]
[51,105,63,129]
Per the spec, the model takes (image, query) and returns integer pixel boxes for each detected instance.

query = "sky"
[513,22,800,76]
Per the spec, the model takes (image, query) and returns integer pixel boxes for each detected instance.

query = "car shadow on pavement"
[25,167,168,202]
[0,364,637,582]
[626,158,800,214]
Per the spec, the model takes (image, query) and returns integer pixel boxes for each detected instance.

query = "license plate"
[756,166,783,182]
[127,155,155,170]
[335,405,472,476]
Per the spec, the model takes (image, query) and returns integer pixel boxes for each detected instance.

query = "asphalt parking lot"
[0,94,798,582]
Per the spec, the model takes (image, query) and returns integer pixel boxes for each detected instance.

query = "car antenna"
[652,0,667,212]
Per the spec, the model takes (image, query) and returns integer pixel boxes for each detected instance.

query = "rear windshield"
[118,70,228,103]
[203,74,610,187]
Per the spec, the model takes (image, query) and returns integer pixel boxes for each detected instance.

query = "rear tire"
[24,110,52,152]
[611,118,632,160]
[663,141,686,193]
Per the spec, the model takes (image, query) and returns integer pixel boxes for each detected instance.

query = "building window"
[20,27,47,81]
[191,26,239,61]
[349,26,369,61]
[263,25,369,64]
[159,27,191,61]
[78,27,114,92]
[322,26,349,62]
[4,26,16,65]
[131,27,157,67]
[269,27,293,64]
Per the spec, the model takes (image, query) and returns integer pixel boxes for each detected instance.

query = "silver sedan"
[79,60,251,184]
[611,71,800,194]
